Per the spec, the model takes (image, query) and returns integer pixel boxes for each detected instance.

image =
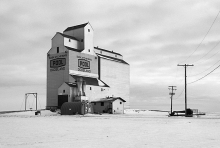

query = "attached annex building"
[46,22,130,112]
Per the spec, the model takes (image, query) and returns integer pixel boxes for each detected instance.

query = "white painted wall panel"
[64,37,78,49]
[63,28,84,50]
[85,85,110,102]
[112,99,124,114]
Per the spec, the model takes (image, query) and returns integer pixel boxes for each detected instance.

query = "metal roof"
[96,53,129,65]
[91,97,126,103]
[94,47,122,56]
[70,75,109,87]
[65,46,83,52]
[57,32,79,41]
[65,82,77,87]
[63,23,88,32]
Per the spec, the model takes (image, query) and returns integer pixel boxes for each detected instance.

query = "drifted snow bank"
[0,110,59,117]
[125,109,168,116]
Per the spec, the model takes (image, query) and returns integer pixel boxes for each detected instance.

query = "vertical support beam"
[25,93,38,111]
[184,64,187,115]
[36,93,37,111]
[25,94,26,111]
[177,64,194,116]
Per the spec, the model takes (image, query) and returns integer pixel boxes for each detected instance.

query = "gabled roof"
[96,53,129,65]
[94,47,122,56]
[91,97,126,103]
[64,23,89,32]
[57,32,79,41]
[65,82,77,87]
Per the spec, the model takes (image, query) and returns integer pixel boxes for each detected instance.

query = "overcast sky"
[1,0,220,112]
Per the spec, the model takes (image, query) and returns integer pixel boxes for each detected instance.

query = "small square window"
[100,51,102,54]
[69,39,71,42]
[120,102,122,104]
[88,29,90,32]
[115,55,117,57]
[63,90,65,93]
[101,102,104,106]
[88,49,90,52]
[90,87,92,90]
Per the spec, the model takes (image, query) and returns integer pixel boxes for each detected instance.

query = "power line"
[175,87,185,100]
[180,11,220,64]
[188,64,220,84]
[193,40,220,64]
[194,46,220,65]
[190,59,220,77]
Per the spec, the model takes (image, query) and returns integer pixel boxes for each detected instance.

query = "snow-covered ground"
[0,109,220,148]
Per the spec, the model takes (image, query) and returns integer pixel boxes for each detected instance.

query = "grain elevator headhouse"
[46,22,130,110]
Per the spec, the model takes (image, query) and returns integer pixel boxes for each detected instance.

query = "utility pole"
[177,64,194,116]
[168,86,176,114]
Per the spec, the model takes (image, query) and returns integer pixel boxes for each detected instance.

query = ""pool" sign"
[78,59,90,69]
[50,58,66,68]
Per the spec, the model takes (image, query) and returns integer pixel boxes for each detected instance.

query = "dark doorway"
[58,95,68,109]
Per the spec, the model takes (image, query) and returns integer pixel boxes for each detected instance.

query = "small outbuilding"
[61,102,92,115]
[91,97,126,114]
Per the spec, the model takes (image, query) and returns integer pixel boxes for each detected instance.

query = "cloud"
[0,0,220,112]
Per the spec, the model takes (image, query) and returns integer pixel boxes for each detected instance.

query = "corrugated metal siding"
[100,58,130,108]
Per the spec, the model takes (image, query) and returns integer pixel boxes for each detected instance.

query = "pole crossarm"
[177,64,194,66]
[177,64,194,116]
[168,86,177,113]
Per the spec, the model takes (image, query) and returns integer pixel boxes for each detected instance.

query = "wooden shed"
[91,97,126,114]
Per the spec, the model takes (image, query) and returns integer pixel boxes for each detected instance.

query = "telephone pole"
[168,86,176,114]
[177,64,194,116]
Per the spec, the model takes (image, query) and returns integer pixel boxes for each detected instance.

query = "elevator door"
[58,95,68,109]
